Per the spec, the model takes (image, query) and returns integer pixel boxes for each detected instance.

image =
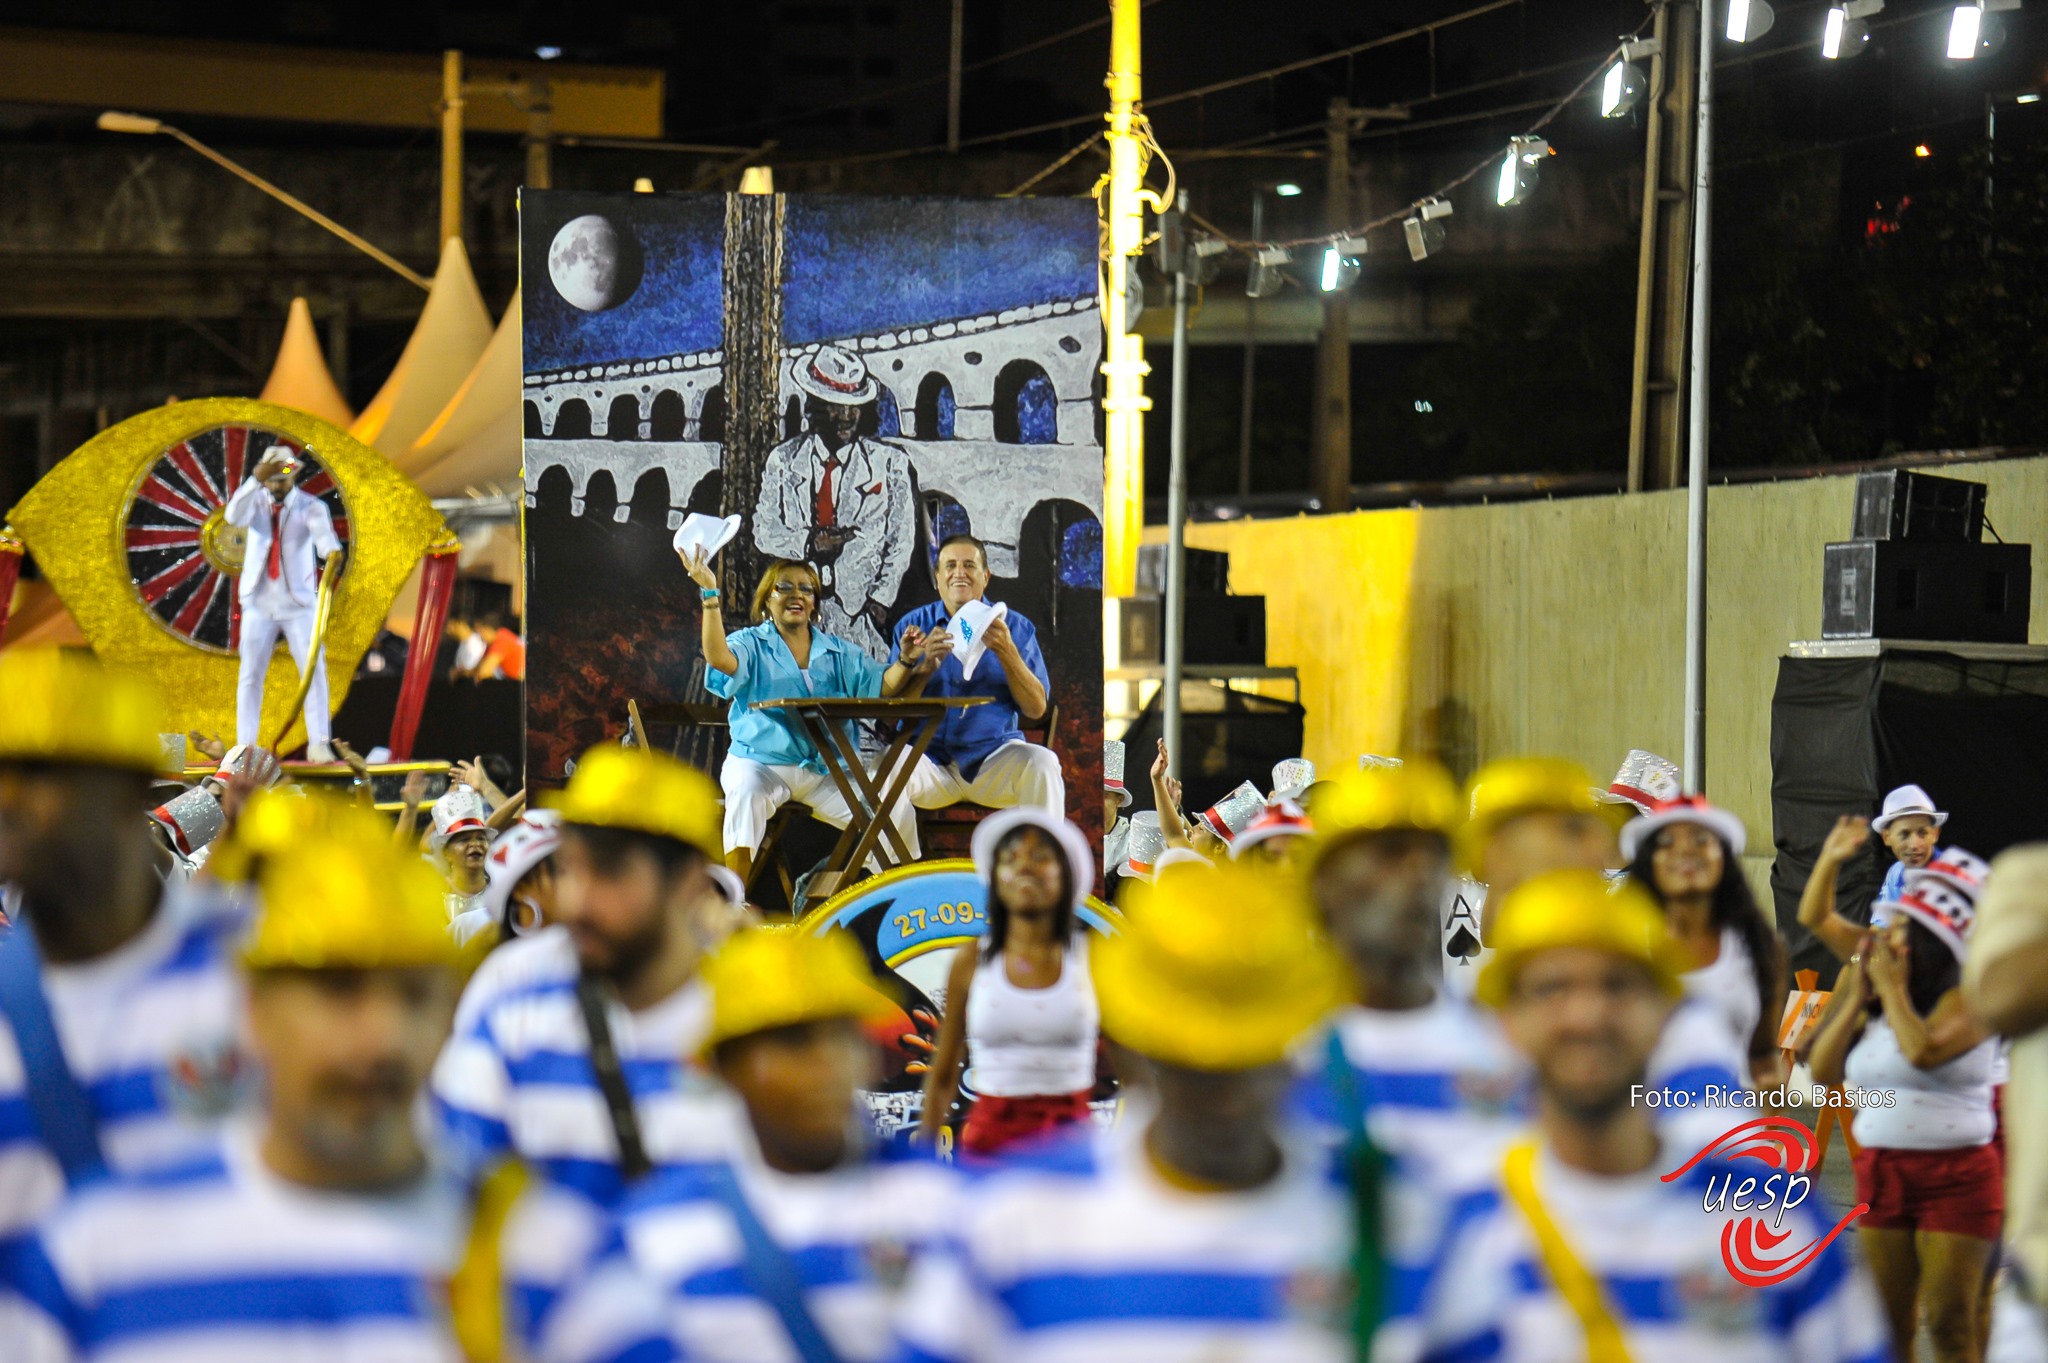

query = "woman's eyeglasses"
[772,581,819,597]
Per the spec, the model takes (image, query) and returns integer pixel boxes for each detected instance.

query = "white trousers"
[721,756,921,863]
[904,739,1064,812]
[236,605,330,749]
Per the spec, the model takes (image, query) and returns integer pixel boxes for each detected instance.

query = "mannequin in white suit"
[753,346,914,663]
[223,445,343,759]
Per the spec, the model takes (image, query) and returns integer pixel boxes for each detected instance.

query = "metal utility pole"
[1627,2,1698,492]
[947,0,965,153]
[1682,0,1714,791]
[440,50,464,246]
[1237,191,1262,498]
[1164,193,1192,781]
[1312,96,1353,514]
[1101,0,1151,597]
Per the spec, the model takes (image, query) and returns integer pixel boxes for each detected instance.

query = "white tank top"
[965,934,1098,1098]
[1683,928,1761,1082]
[1846,1015,1998,1150]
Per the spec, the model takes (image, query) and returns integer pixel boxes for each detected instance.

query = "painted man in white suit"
[753,346,915,663]
[223,444,343,760]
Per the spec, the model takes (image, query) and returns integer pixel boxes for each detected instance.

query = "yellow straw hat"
[1309,758,1461,869]
[207,787,394,884]
[236,797,460,971]
[700,928,895,1054]
[1473,868,1686,1009]
[1094,858,1345,1070]
[544,746,722,861]
[1454,755,1623,877]
[0,647,165,775]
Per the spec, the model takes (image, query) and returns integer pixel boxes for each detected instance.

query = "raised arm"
[916,948,979,1146]
[681,546,741,676]
[1150,738,1193,850]
[1807,948,1871,1088]
[1797,816,1872,962]
[1866,932,1990,1068]
[883,620,954,699]
[982,613,1048,723]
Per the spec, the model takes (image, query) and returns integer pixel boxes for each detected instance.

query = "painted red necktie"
[266,502,284,580]
[815,454,842,529]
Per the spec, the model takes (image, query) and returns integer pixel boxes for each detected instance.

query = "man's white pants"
[236,605,330,748]
[905,740,1064,812]
[721,757,921,864]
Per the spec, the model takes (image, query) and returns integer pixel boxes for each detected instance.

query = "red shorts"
[958,1090,1092,1157]
[1853,1142,2005,1240]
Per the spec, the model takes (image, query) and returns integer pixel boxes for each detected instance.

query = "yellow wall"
[1145,456,2048,849]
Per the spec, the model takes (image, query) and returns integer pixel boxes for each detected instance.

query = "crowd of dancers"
[0,644,2044,1361]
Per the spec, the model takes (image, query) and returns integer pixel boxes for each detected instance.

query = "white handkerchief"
[672,512,742,561]
[951,599,1009,681]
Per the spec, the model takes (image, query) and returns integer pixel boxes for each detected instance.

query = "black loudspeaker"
[1821,540,2029,643]
[1115,594,1266,665]
[1852,470,1987,543]
[1136,545,1230,595]
[1771,651,2048,985]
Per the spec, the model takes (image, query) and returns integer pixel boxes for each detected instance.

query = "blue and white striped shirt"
[430,926,744,1206]
[0,1122,468,1362]
[1291,997,1530,1363]
[1408,1140,1890,1363]
[0,886,247,1239]
[893,1120,1352,1363]
[508,1138,957,1363]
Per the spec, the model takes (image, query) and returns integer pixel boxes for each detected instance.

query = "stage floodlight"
[1190,236,1228,284]
[1496,135,1549,208]
[1317,244,1362,292]
[1405,199,1452,260]
[1825,0,1883,54]
[1273,182,1304,197]
[1727,0,1776,42]
[1246,247,1290,298]
[1602,61,1647,116]
[1949,5,1983,56]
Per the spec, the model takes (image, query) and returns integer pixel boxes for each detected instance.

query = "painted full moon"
[548,214,629,312]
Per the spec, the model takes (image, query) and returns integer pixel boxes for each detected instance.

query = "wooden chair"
[633,700,802,909]
[913,701,1061,858]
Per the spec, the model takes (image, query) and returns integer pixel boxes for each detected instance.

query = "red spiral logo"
[1663,1118,1869,1288]
[1659,1117,1818,1180]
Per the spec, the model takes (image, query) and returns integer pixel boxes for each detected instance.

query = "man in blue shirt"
[892,534,1064,814]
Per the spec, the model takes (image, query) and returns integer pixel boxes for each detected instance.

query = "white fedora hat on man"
[1872,783,1948,834]
[792,345,879,406]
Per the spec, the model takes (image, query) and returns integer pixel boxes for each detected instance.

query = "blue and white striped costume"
[0,1122,467,1362]
[1409,1141,1890,1363]
[893,1120,1352,1363]
[1291,996,1529,1363]
[430,926,745,1205]
[507,1138,957,1363]
[1642,999,1754,1155]
[0,886,247,1239]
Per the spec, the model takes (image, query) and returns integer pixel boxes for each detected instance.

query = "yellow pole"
[1101,0,1149,598]
[441,50,465,248]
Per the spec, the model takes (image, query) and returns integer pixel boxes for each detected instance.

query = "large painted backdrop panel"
[521,191,1105,847]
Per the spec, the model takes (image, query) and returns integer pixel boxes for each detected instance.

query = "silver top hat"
[1123,809,1166,878]
[1199,781,1266,842]
[1358,753,1405,771]
[1605,749,1681,814]
[1104,739,1132,807]
[1271,758,1315,801]
[148,786,225,859]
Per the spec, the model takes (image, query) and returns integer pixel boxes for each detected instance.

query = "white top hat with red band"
[1910,846,1988,901]
[1104,739,1132,808]
[1198,781,1266,844]
[1604,749,1681,814]
[792,345,879,406]
[1230,798,1314,859]
[1618,794,1747,862]
[431,786,491,850]
[1886,878,1978,961]
[481,810,563,925]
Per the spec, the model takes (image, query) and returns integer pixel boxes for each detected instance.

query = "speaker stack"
[1821,470,2029,643]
